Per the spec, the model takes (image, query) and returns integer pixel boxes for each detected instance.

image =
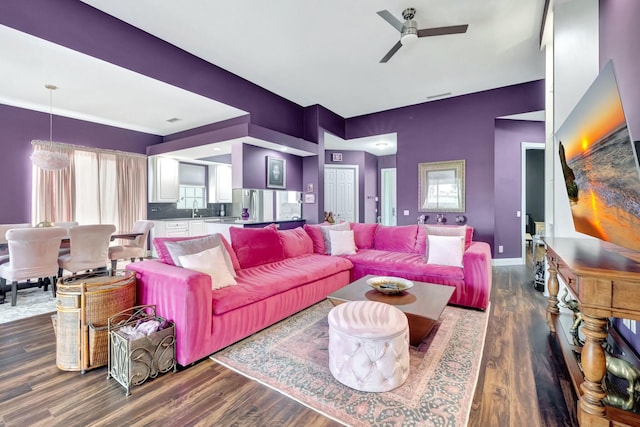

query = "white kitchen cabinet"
[206,222,243,242]
[188,220,207,236]
[149,156,180,203]
[149,220,189,257]
[208,164,233,203]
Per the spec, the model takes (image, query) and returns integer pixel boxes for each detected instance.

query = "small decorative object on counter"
[436,214,446,224]
[241,208,250,220]
[108,305,176,395]
[455,215,466,225]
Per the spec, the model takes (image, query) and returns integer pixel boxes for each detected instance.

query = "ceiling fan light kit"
[377,7,468,63]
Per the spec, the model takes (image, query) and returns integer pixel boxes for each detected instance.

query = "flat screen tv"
[556,60,640,252]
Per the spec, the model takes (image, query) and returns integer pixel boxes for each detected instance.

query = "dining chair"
[0,223,32,266]
[0,227,66,306]
[58,224,116,276]
[108,220,154,271]
[53,221,79,256]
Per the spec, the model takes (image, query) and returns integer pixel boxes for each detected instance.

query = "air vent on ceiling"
[166,117,181,123]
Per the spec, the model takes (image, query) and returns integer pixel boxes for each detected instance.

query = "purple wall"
[600,0,640,140]
[0,0,304,137]
[346,80,545,246]
[600,0,640,356]
[0,104,159,224]
[241,144,303,192]
[494,119,545,258]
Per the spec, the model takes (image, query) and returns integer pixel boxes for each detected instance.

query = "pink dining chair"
[0,227,66,306]
[108,220,154,271]
[58,224,116,276]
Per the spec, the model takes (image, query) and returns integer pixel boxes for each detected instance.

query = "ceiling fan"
[377,8,468,63]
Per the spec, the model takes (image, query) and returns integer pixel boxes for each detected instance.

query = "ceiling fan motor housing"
[401,20,418,45]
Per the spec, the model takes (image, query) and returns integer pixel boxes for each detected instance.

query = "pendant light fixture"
[30,84,70,170]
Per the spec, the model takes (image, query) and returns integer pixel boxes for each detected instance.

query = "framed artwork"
[304,193,316,204]
[331,152,343,162]
[418,160,465,212]
[306,183,314,193]
[266,156,286,189]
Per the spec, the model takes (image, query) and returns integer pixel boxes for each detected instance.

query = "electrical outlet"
[403,210,410,216]
[516,210,521,217]
[498,245,504,253]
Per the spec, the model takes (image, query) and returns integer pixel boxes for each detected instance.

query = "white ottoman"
[328,300,409,392]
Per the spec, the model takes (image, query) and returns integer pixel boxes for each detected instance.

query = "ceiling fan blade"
[417,24,468,37]
[377,10,404,32]
[380,41,403,63]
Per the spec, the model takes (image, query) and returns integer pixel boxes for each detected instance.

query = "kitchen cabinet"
[149,220,189,257]
[209,164,233,203]
[188,220,207,236]
[148,156,179,203]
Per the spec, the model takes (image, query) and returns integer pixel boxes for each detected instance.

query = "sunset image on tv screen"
[556,61,640,252]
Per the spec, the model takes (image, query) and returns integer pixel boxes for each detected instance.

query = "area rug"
[0,287,56,324]
[211,299,489,427]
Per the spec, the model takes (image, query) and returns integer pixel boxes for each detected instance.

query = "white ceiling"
[2,0,546,156]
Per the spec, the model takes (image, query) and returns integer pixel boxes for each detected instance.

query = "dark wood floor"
[0,249,578,427]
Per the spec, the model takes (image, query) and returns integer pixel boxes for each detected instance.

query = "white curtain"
[31,141,147,233]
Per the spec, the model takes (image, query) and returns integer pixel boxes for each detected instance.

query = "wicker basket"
[55,270,136,372]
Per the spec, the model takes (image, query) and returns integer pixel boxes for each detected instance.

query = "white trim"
[380,167,397,225]
[493,258,524,266]
[521,142,545,264]
[324,164,360,223]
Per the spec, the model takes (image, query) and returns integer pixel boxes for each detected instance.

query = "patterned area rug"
[0,287,56,324]
[211,299,489,427]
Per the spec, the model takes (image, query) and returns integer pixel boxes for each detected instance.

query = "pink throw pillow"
[278,227,314,258]
[350,223,378,249]
[304,224,326,254]
[230,226,285,269]
[373,225,418,253]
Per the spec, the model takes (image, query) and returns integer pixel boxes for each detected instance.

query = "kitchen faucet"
[192,200,199,218]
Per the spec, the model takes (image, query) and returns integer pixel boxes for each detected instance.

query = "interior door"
[324,166,357,222]
[381,168,397,225]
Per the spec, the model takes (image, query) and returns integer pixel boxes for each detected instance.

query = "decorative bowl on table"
[366,276,414,295]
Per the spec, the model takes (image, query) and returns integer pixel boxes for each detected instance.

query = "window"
[177,163,207,210]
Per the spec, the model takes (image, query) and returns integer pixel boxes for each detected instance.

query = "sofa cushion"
[373,225,418,253]
[426,235,465,267]
[278,227,314,258]
[342,249,464,281]
[415,225,474,255]
[230,226,285,269]
[350,223,378,249]
[154,234,237,276]
[329,230,357,256]
[211,254,353,315]
[178,246,237,290]
[304,224,325,254]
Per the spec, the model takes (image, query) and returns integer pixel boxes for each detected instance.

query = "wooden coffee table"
[327,275,455,346]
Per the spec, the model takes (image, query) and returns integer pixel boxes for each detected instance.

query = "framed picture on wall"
[304,193,316,204]
[266,156,286,189]
[331,152,343,162]
[418,159,465,212]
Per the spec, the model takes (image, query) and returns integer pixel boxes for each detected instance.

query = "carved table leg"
[578,313,609,424]
[546,260,559,332]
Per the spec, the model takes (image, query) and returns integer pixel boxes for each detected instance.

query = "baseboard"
[492,258,524,266]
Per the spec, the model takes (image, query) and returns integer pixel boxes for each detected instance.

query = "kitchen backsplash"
[147,202,233,220]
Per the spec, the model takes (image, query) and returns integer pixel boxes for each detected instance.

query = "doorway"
[381,168,397,225]
[324,165,359,223]
[521,142,545,264]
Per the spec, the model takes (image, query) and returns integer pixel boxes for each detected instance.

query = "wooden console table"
[544,237,640,427]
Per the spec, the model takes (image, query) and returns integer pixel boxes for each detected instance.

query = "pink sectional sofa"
[128,222,492,367]
[128,226,352,366]
[305,223,492,311]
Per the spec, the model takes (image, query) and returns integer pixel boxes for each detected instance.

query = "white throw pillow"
[178,246,238,290]
[426,235,464,267]
[329,230,357,256]
[319,222,351,254]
